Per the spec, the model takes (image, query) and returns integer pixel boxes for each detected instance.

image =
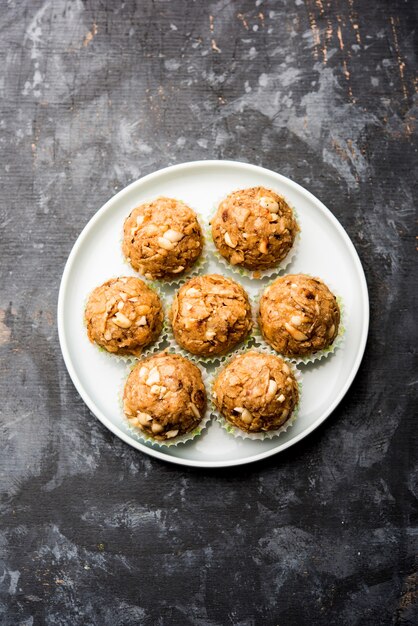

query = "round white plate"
[58,160,369,468]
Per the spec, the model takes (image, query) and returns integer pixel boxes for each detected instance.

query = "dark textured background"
[0,1,417,624]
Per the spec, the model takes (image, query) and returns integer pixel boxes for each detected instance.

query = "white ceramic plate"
[57,160,369,468]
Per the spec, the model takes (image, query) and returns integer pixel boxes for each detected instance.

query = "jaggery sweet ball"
[122,197,203,280]
[169,274,252,357]
[212,351,299,433]
[123,353,206,441]
[211,187,298,271]
[259,274,340,357]
[85,276,163,357]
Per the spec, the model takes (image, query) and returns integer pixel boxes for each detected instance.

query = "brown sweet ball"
[123,353,206,441]
[211,187,299,271]
[122,197,203,280]
[169,274,253,357]
[212,351,299,433]
[85,276,163,357]
[259,274,340,358]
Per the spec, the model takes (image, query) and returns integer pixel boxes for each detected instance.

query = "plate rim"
[57,159,369,468]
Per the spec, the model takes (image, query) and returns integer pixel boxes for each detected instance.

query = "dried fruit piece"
[284,322,308,341]
[113,312,132,328]
[158,236,176,251]
[259,239,268,254]
[259,196,279,212]
[146,367,160,386]
[137,412,152,426]
[266,379,278,401]
[240,408,253,424]
[224,232,236,248]
[164,229,184,243]
[189,402,200,419]
[290,315,303,327]
[139,366,148,379]
[230,250,245,265]
[166,429,179,439]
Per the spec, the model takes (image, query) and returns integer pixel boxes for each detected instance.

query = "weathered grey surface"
[0,1,417,624]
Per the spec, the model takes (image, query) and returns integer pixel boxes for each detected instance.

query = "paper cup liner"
[209,345,302,441]
[206,189,301,281]
[163,289,257,366]
[120,356,212,447]
[252,276,346,365]
[121,205,209,289]
[84,280,169,366]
